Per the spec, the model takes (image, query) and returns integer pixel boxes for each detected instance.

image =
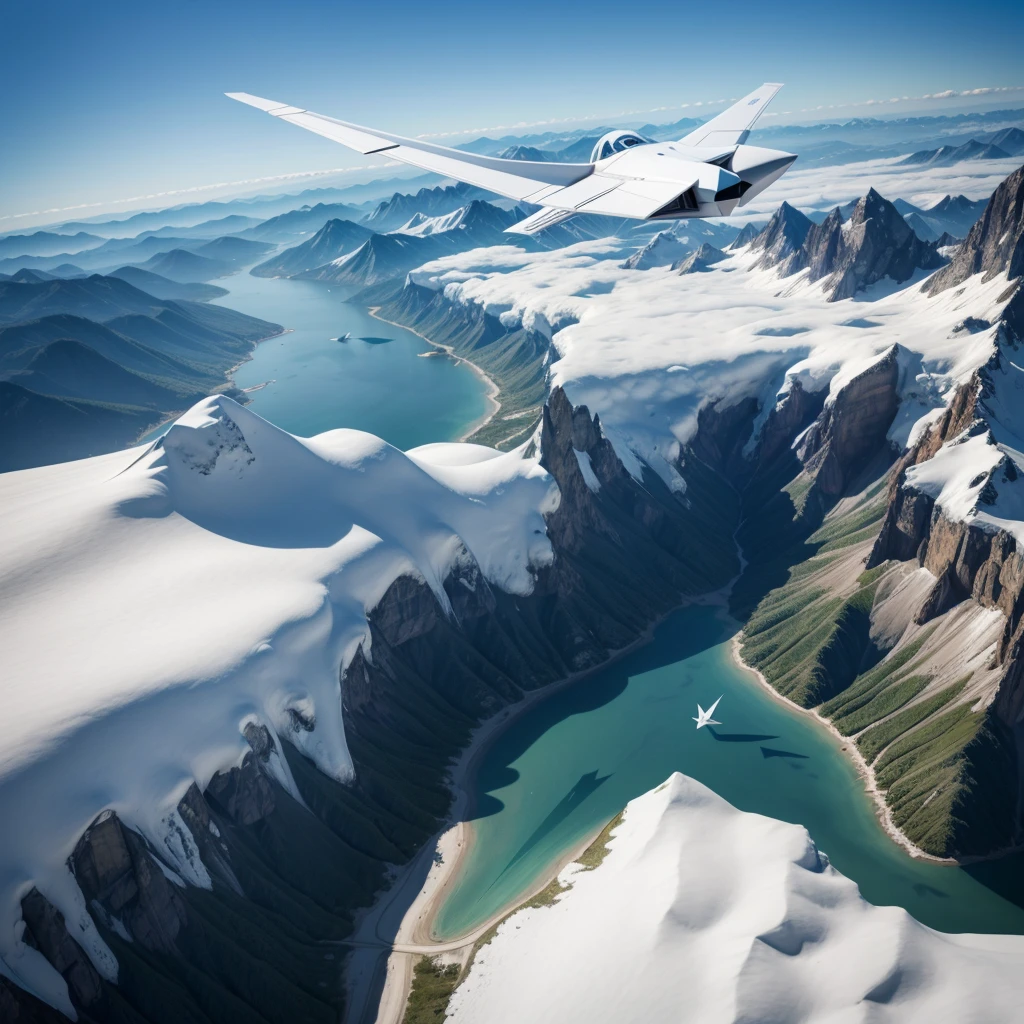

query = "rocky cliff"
[752,190,944,300]
[740,169,1024,857]
[3,382,744,1024]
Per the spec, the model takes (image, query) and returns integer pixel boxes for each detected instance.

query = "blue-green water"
[148,270,489,449]
[436,604,1024,939]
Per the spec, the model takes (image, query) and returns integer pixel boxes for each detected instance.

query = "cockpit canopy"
[590,130,651,163]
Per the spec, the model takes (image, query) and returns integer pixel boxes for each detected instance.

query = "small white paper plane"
[694,696,723,729]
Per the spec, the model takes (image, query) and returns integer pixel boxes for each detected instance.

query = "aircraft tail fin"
[506,206,576,235]
[678,83,784,148]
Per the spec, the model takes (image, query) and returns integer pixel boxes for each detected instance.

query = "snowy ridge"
[448,774,1024,1024]
[0,396,556,1010]
[408,237,1014,490]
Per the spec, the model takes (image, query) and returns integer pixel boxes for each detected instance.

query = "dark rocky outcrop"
[71,812,188,956]
[796,345,900,496]
[20,889,106,1016]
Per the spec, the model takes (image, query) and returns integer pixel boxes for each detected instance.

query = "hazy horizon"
[5,0,1024,231]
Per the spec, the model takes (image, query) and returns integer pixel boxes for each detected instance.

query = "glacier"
[0,395,557,1010]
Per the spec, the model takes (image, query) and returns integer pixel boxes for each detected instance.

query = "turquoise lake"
[435,604,1024,939]
[149,269,490,449]
[157,267,1024,942]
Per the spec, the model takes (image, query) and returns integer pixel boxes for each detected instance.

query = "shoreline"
[344,599,697,1024]
[368,306,502,443]
[727,633,953,865]
[130,325,290,445]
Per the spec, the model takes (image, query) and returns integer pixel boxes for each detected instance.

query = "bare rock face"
[794,207,844,278]
[809,189,944,301]
[20,889,105,1013]
[755,190,944,300]
[749,202,812,268]
[728,222,761,250]
[797,345,900,496]
[205,725,277,827]
[70,811,187,954]
[928,165,1024,294]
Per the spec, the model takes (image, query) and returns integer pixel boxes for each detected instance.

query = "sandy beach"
[342,602,694,1024]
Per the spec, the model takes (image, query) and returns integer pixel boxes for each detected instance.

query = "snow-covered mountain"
[0,395,558,1013]
[673,242,726,274]
[448,774,1024,1024]
[361,183,492,234]
[748,189,943,300]
[620,221,739,270]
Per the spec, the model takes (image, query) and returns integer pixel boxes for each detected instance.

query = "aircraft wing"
[678,83,783,149]
[226,92,595,203]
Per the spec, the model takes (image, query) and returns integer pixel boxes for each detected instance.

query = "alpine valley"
[3,100,1024,1024]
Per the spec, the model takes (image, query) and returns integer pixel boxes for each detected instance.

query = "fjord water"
[212,271,489,449]
[435,604,1024,939]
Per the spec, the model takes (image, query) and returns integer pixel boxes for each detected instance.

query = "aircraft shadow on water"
[487,769,613,890]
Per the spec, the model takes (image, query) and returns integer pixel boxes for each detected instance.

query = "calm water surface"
[436,604,1024,939]
[151,269,489,449]
[150,268,1024,940]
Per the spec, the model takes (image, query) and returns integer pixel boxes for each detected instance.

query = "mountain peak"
[750,202,813,268]
[927,166,1024,309]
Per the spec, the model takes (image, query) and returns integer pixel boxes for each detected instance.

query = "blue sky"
[5,0,1024,229]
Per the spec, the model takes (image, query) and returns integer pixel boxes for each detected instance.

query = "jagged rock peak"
[805,189,943,301]
[728,222,761,250]
[927,165,1024,295]
[750,202,813,266]
[673,243,726,275]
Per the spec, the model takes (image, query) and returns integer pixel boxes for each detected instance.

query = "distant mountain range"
[621,221,742,270]
[361,182,495,233]
[107,266,228,301]
[0,231,276,280]
[238,201,367,243]
[0,275,281,471]
[893,195,990,241]
[0,230,106,259]
[250,218,374,277]
[900,135,1019,168]
[306,201,523,287]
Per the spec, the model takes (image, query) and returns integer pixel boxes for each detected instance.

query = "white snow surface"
[448,773,1024,1024]
[904,430,1024,545]
[409,240,1013,490]
[0,395,556,1012]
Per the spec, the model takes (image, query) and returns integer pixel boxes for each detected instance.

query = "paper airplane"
[694,696,723,729]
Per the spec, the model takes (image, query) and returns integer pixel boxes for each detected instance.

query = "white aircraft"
[226,85,796,235]
[694,696,723,730]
